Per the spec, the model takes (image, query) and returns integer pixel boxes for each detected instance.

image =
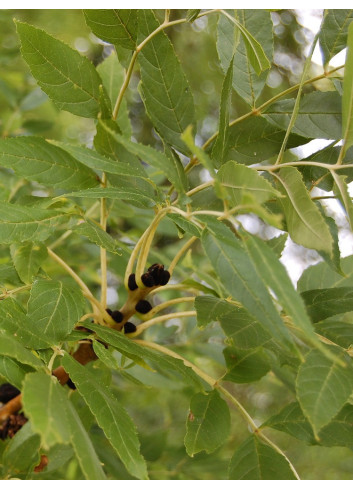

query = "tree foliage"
[0,8,353,480]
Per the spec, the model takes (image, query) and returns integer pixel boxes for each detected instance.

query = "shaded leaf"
[296,345,353,436]
[320,10,353,66]
[96,51,131,135]
[332,172,353,230]
[0,356,32,390]
[0,331,45,369]
[212,58,233,165]
[2,422,41,476]
[106,126,188,194]
[184,390,230,456]
[10,241,48,284]
[225,116,308,165]
[89,324,203,389]
[301,287,353,323]
[274,167,333,255]
[73,219,122,254]
[201,228,294,351]
[0,298,51,350]
[228,435,297,479]
[217,10,272,104]
[223,346,270,383]
[297,255,353,292]
[138,10,195,155]
[218,160,281,205]
[263,91,342,140]
[62,353,148,480]
[319,403,353,446]
[195,295,270,349]
[342,22,353,157]
[262,402,315,444]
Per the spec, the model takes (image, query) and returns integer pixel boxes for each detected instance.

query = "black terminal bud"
[124,322,137,334]
[159,270,170,286]
[66,378,76,390]
[135,299,152,314]
[106,308,113,315]
[111,310,124,323]
[148,263,164,285]
[141,272,155,288]
[128,273,138,291]
[0,383,21,404]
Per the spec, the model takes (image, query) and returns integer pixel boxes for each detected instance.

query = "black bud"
[0,383,21,404]
[111,310,124,323]
[159,270,170,286]
[135,299,152,314]
[106,308,113,315]
[124,322,137,334]
[148,263,164,285]
[141,272,155,287]
[128,273,138,291]
[66,378,76,390]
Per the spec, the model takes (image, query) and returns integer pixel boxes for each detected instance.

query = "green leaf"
[167,214,201,237]
[319,403,353,447]
[0,356,32,390]
[63,187,155,208]
[223,346,270,383]
[225,116,308,165]
[73,219,122,254]
[138,10,195,155]
[27,279,85,344]
[0,202,68,244]
[186,10,201,23]
[84,9,138,49]
[89,324,203,389]
[0,137,99,190]
[62,353,148,480]
[296,345,353,436]
[16,21,105,118]
[297,255,353,292]
[315,320,353,349]
[241,232,325,353]
[2,422,41,476]
[103,125,188,194]
[217,10,272,104]
[218,160,281,205]
[0,331,45,370]
[211,59,233,165]
[228,435,297,479]
[263,91,342,140]
[342,22,353,157]
[184,390,230,456]
[0,297,51,350]
[301,287,353,323]
[65,400,107,480]
[195,295,270,349]
[332,172,353,230]
[96,52,131,135]
[201,228,294,351]
[274,167,333,255]
[22,371,106,479]
[52,141,147,178]
[320,10,353,66]
[10,241,48,284]
[262,402,315,444]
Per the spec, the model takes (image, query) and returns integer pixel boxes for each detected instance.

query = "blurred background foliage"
[1,9,353,480]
